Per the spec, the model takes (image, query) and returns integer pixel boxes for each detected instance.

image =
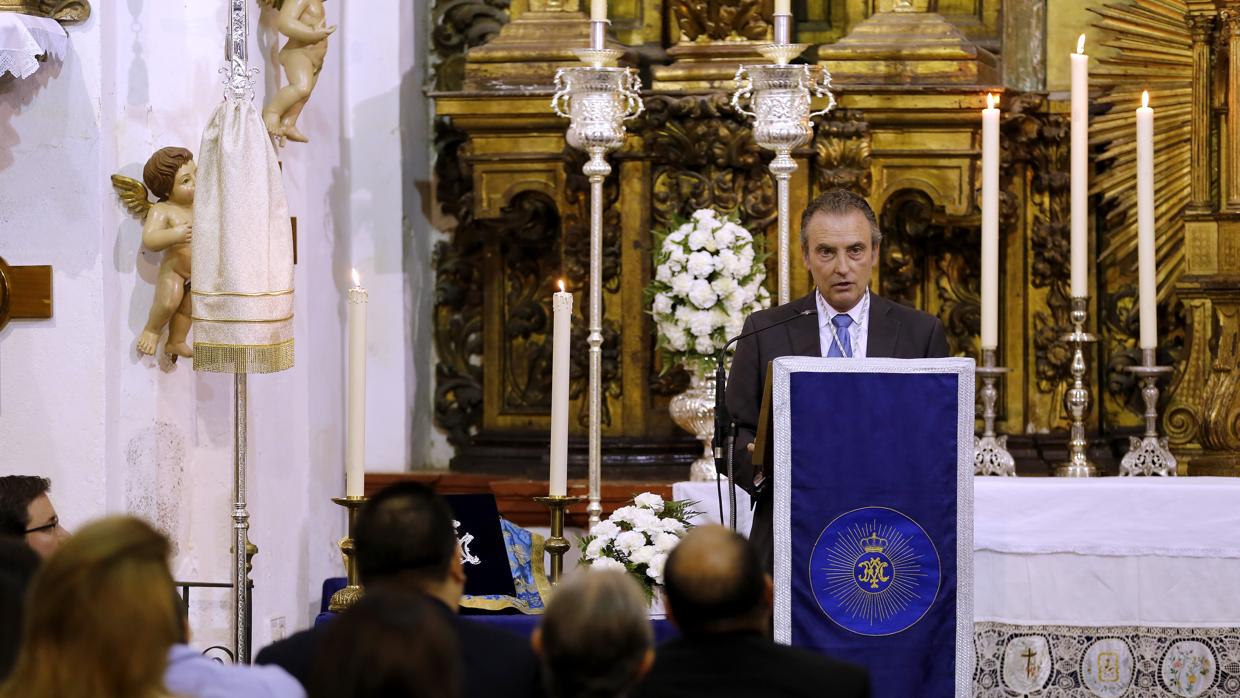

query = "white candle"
[346,269,368,498]
[774,0,790,15]
[1136,91,1158,350]
[590,0,607,22]
[981,93,1000,350]
[549,281,572,496]
[1070,34,1089,298]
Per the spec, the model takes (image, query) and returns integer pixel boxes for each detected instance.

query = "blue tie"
[827,314,853,358]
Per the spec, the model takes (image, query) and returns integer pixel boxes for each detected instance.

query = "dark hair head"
[142,147,193,201]
[308,589,459,698]
[539,570,652,698]
[0,476,50,537]
[799,189,882,250]
[663,525,767,637]
[353,483,457,586]
[0,539,40,681]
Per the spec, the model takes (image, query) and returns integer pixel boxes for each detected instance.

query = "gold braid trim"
[192,340,295,374]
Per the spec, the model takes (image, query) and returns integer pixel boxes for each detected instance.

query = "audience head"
[534,570,654,698]
[0,475,69,558]
[309,589,460,698]
[0,539,39,681]
[663,525,771,637]
[0,516,181,698]
[353,482,465,605]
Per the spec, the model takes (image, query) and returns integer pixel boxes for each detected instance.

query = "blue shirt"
[164,644,306,698]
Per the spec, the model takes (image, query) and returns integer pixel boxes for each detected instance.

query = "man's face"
[169,160,196,206]
[24,493,68,559]
[802,209,879,312]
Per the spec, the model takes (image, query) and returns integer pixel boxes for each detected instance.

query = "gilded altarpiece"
[429,0,1238,476]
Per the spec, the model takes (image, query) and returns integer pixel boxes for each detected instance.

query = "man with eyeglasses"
[0,475,70,558]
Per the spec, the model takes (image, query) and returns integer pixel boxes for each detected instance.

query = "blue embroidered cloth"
[772,358,974,698]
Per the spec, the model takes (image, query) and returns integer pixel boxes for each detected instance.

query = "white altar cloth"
[672,480,752,536]
[0,13,67,80]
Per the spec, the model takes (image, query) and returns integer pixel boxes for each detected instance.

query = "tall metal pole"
[232,374,251,663]
[586,151,608,527]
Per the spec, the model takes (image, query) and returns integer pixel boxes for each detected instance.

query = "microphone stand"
[712,308,815,532]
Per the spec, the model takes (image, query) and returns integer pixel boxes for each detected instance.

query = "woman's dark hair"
[308,589,459,698]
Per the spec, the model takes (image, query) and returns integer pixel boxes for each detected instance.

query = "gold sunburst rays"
[821,522,927,626]
[1089,0,1193,304]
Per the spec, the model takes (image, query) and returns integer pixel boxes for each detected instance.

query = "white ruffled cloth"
[191,98,295,374]
[0,13,68,79]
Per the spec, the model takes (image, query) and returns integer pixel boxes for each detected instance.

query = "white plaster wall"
[0,0,425,649]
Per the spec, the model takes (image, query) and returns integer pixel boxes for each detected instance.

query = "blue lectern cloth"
[772,357,974,698]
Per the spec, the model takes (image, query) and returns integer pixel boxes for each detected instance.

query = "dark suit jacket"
[725,291,950,568]
[255,597,542,698]
[632,630,871,698]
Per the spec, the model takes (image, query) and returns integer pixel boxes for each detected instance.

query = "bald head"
[664,525,769,636]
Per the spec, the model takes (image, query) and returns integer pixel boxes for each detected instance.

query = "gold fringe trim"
[191,314,294,324]
[192,340,295,374]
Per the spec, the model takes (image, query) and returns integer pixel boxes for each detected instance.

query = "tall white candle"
[981,93,1000,350]
[346,269,368,498]
[549,281,572,496]
[1070,34,1089,298]
[590,0,607,22]
[774,0,790,15]
[1136,91,1158,350]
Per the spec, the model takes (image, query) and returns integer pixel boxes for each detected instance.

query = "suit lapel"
[786,293,822,357]
[866,293,901,358]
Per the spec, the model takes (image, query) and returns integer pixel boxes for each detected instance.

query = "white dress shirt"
[816,289,870,358]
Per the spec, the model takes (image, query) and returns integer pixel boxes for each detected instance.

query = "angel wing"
[110,174,151,221]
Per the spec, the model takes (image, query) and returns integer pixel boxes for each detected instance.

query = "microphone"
[712,307,815,529]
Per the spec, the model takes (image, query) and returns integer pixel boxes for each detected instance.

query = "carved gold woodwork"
[430,0,1234,472]
[0,0,89,23]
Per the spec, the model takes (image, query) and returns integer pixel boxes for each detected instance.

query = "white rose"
[723,291,745,314]
[666,326,689,352]
[665,256,684,273]
[669,245,688,265]
[727,252,750,278]
[628,545,658,567]
[688,280,718,310]
[710,277,737,298]
[652,293,673,316]
[659,517,687,535]
[668,222,692,242]
[694,335,716,355]
[630,509,662,533]
[655,263,673,283]
[652,531,680,554]
[713,224,736,249]
[590,520,620,540]
[614,530,646,555]
[716,250,739,276]
[686,251,715,278]
[591,557,626,573]
[687,310,716,338]
[692,209,718,222]
[670,274,694,297]
[739,244,755,265]
[726,317,744,339]
[585,537,609,560]
[634,492,665,513]
[730,223,752,242]
[687,228,712,251]
[646,553,668,584]
[610,506,640,525]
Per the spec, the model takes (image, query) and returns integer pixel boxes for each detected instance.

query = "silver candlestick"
[1056,297,1099,477]
[974,348,1015,476]
[552,47,642,527]
[1120,348,1177,476]
[732,41,834,305]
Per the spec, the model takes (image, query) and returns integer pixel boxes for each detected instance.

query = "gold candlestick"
[533,495,585,585]
[328,496,368,612]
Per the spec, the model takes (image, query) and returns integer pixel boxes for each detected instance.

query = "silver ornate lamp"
[1120,348,1177,476]
[551,22,643,527]
[1056,297,1099,477]
[731,16,834,305]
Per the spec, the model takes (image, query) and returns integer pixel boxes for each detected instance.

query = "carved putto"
[259,0,335,145]
[112,147,196,362]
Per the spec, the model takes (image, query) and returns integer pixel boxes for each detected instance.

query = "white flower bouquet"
[578,492,698,602]
[648,209,770,372]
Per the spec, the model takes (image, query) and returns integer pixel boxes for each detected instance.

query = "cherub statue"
[111,147,196,361]
[261,0,335,145]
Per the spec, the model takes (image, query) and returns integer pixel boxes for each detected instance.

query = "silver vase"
[670,360,719,481]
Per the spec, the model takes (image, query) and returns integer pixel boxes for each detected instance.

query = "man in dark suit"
[255,482,541,698]
[727,189,950,568]
[632,525,870,698]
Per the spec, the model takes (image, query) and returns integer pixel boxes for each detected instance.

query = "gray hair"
[799,189,882,249]
[539,570,653,698]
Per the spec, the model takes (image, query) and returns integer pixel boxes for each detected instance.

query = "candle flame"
[1142,90,1149,108]
[351,268,360,287]
[986,93,997,110]
[1076,34,1086,55]
[558,279,566,293]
